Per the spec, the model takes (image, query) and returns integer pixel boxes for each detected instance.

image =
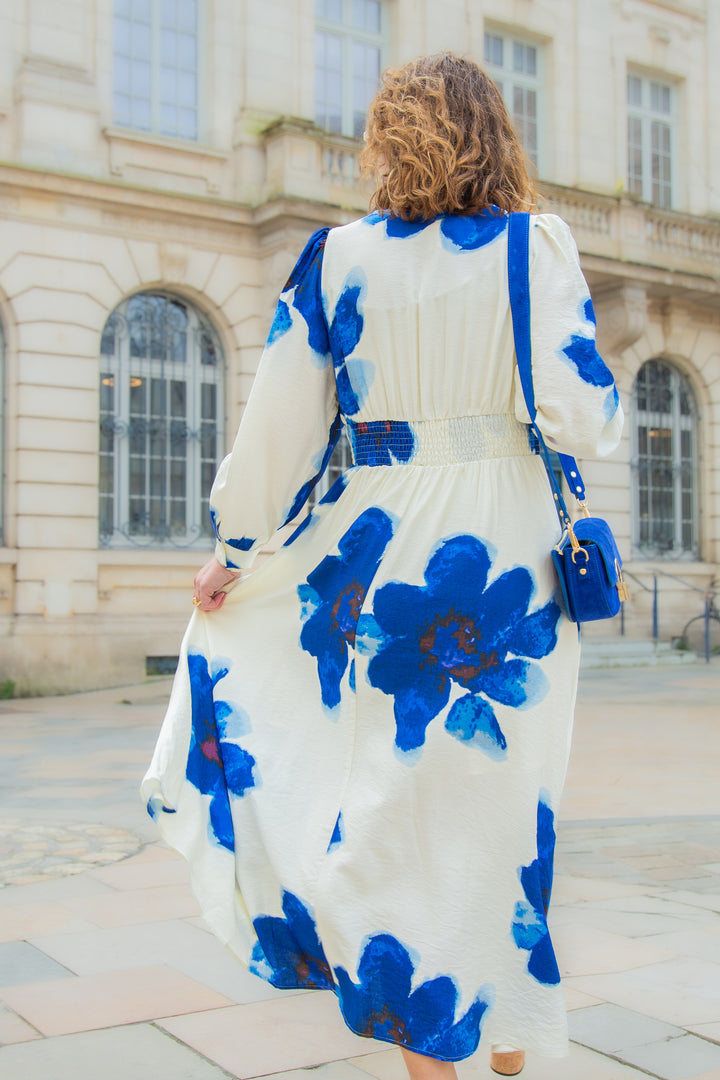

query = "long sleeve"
[513,213,624,458]
[210,229,341,570]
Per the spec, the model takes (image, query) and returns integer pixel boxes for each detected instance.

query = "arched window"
[99,293,224,547]
[632,358,698,558]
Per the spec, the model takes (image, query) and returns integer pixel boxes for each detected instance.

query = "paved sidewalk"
[0,662,719,1080]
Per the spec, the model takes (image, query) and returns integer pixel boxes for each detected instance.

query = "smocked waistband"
[346,414,534,467]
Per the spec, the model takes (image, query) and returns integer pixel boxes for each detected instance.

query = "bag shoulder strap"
[506,212,587,512]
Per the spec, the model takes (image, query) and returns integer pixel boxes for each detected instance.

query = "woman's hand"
[192,558,240,612]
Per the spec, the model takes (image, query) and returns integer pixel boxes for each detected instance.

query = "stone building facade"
[0,0,718,693]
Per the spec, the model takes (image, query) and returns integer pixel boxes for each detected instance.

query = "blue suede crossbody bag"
[507,211,628,624]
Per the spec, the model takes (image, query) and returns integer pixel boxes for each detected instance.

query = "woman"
[142,53,623,1079]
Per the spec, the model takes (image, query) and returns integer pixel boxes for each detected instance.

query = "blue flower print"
[512,794,560,986]
[281,412,343,526]
[327,811,344,852]
[267,298,292,345]
[560,332,614,389]
[364,211,433,239]
[347,418,417,466]
[328,269,375,415]
[185,652,258,851]
[334,933,494,1060]
[604,384,620,420]
[283,473,349,550]
[367,535,561,757]
[209,506,256,569]
[582,296,597,326]
[439,210,507,252]
[364,209,507,253]
[299,507,395,711]
[280,227,331,357]
[250,890,334,990]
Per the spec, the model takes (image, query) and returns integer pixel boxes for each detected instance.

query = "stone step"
[580,638,700,668]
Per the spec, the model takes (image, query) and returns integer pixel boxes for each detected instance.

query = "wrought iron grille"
[631,358,698,559]
[99,292,224,548]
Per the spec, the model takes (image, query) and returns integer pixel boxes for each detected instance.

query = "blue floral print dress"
[142,210,623,1060]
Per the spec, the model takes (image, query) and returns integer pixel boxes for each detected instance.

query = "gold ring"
[192,596,201,607]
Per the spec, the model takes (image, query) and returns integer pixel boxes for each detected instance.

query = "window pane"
[132,59,152,96]
[131,0,150,20]
[317,0,342,20]
[113,92,131,124]
[177,0,197,32]
[513,42,524,74]
[177,107,197,138]
[101,314,119,355]
[114,15,131,54]
[352,41,380,135]
[484,33,503,68]
[178,31,196,68]
[178,70,196,107]
[316,30,343,132]
[201,329,217,366]
[114,54,131,93]
[512,41,536,76]
[650,81,671,114]
[161,27,177,63]
[627,74,642,106]
[132,19,151,59]
[160,66,178,103]
[353,0,380,32]
[161,0,178,25]
[201,382,216,419]
[131,97,151,129]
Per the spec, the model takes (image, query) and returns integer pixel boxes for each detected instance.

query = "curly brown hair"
[361,52,537,221]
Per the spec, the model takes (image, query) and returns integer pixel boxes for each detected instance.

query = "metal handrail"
[620,569,717,662]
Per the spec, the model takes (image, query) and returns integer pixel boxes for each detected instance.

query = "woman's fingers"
[192,558,237,612]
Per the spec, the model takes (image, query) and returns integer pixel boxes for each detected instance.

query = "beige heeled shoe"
[490,1045,525,1076]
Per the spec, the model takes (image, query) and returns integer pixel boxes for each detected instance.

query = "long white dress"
[142,210,623,1060]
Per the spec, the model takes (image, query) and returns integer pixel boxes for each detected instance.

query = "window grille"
[113,0,199,140]
[315,0,384,139]
[627,73,674,208]
[632,359,698,558]
[484,31,541,169]
[99,293,223,547]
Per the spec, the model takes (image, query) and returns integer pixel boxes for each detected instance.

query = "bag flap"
[571,517,623,581]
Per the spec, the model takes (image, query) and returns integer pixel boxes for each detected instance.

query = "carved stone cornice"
[593,282,648,354]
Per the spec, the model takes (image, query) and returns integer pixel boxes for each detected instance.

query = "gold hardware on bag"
[615,559,629,602]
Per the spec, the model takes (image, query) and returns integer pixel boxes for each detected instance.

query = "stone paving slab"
[28,917,292,1003]
[566,956,720,1028]
[0,1003,42,1046]
[0,941,74,986]
[157,992,387,1077]
[0,964,232,1036]
[0,1022,234,1080]
[568,1003,685,1053]
[619,1034,720,1080]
